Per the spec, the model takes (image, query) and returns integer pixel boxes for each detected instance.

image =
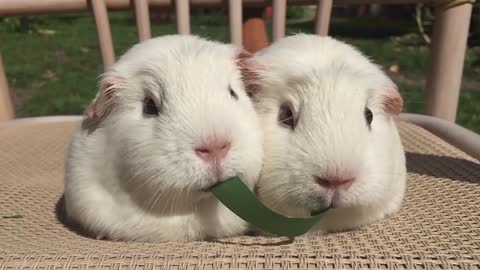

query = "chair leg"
[175,0,190,35]
[425,3,473,122]
[272,0,286,42]
[90,0,115,68]
[229,0,243,48]
[134,0,152,41]
[0,54,15,121]
[315,0,333,36]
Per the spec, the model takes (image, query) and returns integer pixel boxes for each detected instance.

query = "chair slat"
[90,0,115,68]
[0,54,15,121]
[272,0,286,41]
[175,0,191,34]
[134,0,152,41]
[228,0,242,47]
[425,3,473,122]
[314,0,332,36]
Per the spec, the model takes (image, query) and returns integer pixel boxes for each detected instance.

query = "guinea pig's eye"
[229,85,238,100]
[143,97,159,116]
[364,107,373,127]
[278,102,296,130]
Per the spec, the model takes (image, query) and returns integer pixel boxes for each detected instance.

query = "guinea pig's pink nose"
[314,176,355,189]
[195,140,231,161]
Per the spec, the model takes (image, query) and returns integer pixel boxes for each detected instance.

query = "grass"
[1,11,479,132]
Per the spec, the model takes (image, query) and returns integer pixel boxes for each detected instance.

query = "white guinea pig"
[253,34,406,234]
[64,35,263,241]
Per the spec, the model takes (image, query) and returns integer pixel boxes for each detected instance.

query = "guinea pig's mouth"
[311,204,333,214]
[200,181,222,192]
[200,175,237,192]
[305,195,335,213]
[201,186,215,192]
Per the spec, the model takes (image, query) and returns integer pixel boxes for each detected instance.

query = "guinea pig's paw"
[305,228,328,237]
[95,233,107,240]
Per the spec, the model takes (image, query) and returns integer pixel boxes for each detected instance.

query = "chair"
[1,1,479,269]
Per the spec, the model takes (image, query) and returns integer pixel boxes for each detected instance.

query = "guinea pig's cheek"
[332,190,357,208]
[223,154,259,187]
[334,179,374,208]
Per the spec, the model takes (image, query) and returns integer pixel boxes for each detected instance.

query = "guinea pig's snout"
[314,175,355,190]
[195,138,231,162]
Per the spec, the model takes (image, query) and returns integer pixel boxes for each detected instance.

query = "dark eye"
[365,107,373,127]
[229,86,238,100]
[143,97,159,116]
[278,102,296,130]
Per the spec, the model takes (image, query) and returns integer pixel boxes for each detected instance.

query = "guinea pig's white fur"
[253,34,406,234]
[64,35,263,241]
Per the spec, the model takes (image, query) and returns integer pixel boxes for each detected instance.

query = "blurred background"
[1,3,479,132]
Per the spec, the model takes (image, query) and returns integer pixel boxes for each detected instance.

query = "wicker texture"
[0,120,479,270]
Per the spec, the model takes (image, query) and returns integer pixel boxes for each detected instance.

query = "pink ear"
[83,103,97,120]
[383,86,403,115]
[84,75,125,123]
[236,50,263,97]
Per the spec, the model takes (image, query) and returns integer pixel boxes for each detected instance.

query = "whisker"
[170,191,177,216]
[149,185,168,212]
[130,168,163,196]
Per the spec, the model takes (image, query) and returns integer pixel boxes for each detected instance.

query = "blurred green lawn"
[1,11,479,132]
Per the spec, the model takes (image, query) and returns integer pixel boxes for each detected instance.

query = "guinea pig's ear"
[382,84,404,115]
[84,73,126,123]
[236,50,264,97]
